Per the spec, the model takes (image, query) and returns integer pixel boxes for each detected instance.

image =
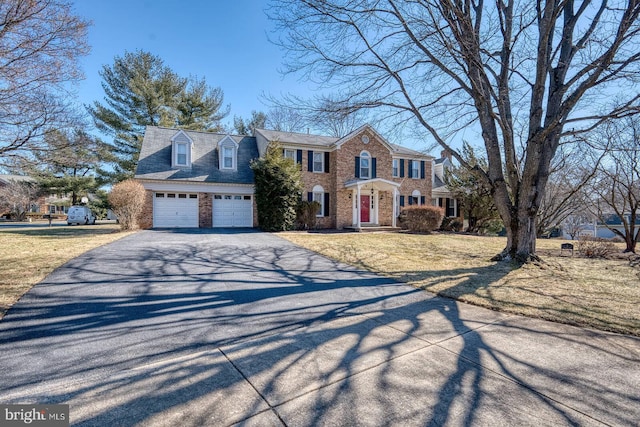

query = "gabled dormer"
[171,130,193,168]
[218,135,238,171]
[433,150,453,184]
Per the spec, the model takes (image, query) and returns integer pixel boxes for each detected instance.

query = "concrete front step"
[344,225,402,232]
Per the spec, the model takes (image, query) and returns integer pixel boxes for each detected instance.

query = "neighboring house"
[135,124,434,229]
[0,175,41,217]
[562,214,640,240]
[0,175,71,217]
[431,150,460,219]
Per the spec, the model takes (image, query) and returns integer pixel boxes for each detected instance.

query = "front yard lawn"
[280,232,640,336]
[0,224,135,319]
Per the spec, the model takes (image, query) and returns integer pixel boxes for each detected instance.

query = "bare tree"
[265,93,372,137]
[536,144,602,237]
[562,214,594,240]
[588,118,640,253]
[0,179,41,221]
[269,0,640,261]
[0,1,90,164]
[265,105,307,133]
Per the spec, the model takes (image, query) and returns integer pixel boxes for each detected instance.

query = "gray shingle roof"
[255,127,432,158]
[390,143,431,157]
[135,126,258,184]
[255,128,338,148]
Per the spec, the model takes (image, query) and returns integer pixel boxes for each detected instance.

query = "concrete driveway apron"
[0,229,638,426]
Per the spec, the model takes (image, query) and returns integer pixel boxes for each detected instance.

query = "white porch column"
[356,185,361,228]
[392,187,397,228]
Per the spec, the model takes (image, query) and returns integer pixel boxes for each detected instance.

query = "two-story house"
[254,126,433,229]
[135,125,434,229]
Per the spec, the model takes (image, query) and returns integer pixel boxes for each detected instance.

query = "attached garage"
[153,192,199,228]
[213,194,253,227]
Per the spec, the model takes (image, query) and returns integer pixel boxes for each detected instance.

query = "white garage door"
[213,194,253,227]
[154,193,198,228]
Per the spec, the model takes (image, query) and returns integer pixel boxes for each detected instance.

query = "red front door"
[360,195,370,223]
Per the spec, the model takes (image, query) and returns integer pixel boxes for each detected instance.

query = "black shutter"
[296,149,303,165]
[400,159,405,178]
[307,192,313,202]
[324,151,330,173]
[407,160,413,178]
[400,196,405,207]
[408,196,413,205]
[446,198,454,217]
[372,158,377,178]
[308,151,313,172]
[324,193,330,216]
[420,196,426,205]
[355,156,360,178]
[421,160,426,179]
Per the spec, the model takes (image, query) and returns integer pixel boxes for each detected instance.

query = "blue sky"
[72,0,308,128]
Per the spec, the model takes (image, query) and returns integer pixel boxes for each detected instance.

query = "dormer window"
[171,130,193,168]
[176,143,187,166]
[223,146,234,168]
[218,135,238,171]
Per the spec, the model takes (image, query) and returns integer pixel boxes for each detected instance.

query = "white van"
[67,206,96,225]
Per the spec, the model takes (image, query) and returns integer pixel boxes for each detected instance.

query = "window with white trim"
[284,149,296,161]
[412,189,421,206]
[176,143,188,166]
[312,185,324,217]
[171,131,193,168]
[411,160,420,179]
[218,136,238,170]
[313,152,324,172]
[223,146,234,169]
[360,151,371,179]
[392,159,399,177]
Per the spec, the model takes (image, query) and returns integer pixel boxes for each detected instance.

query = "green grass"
[280,231,640,336]
[0,224,135,319]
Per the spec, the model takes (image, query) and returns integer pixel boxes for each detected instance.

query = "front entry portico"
[345,178,401,229]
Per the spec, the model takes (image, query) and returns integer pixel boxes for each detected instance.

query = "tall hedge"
[251,143,303,231]
[399,205,444,233]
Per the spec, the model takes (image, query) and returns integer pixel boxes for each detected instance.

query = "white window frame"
[412,189,421,206]
[222,146,234,169]
[360,151,371,179]
[313,152,324,173]
[218,135,239,171]
[284,149,296,161]
[171,130,193,168]
[175,142,188,166]
[392,158,399,177]
[411,160,420,179]
[312,184,324,217]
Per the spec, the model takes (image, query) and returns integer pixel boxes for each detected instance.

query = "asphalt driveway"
[0,229,638,426]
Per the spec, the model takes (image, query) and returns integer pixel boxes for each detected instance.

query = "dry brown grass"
[280,231,640,336]
[0,224,135,319]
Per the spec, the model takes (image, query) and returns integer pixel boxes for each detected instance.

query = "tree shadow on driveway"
[0,229,637,426]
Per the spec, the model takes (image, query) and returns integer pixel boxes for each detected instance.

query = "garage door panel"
[154,193,198,228]
[213,195,252,227]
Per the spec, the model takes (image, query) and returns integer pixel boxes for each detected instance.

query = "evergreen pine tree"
[87,50,228,182]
